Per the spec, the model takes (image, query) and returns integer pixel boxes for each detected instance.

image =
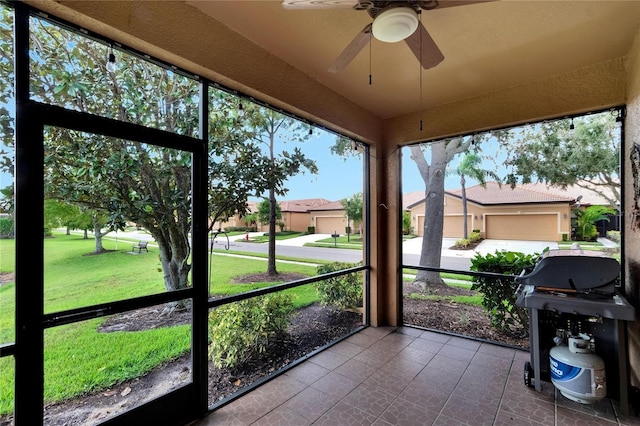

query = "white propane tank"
[549,334,606,404]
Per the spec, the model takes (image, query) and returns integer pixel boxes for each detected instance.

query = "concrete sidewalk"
[274,233,332,247]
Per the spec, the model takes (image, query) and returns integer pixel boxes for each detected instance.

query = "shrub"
[455,231,481,248]
[469,231,482,243]
[315,262,363,310]
[470,250,540,336]
[208,294,294,369]
[307,226,315,234]
[224,226,253,232]
[606,230,620,242]
[0,217,13,237]
[455,238,470,248]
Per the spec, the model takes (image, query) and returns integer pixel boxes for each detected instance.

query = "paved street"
[208,233,562,272]
[78,229,567,272]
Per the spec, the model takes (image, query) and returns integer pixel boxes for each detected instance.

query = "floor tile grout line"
[492,355,521,426]
[431,339,481,426]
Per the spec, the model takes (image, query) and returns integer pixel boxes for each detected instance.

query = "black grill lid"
[515,249,619,291]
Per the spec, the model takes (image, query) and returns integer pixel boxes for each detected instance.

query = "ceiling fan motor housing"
[371,6,419,42]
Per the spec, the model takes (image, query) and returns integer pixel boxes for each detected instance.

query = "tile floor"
[193,326,640,425]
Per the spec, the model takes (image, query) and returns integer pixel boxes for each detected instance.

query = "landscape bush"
[208,294,295,369]
[606,230,620,242]
[315,262,362,310]
[454,230,482,248]
[470,250,540,336]
[0,217,13,237]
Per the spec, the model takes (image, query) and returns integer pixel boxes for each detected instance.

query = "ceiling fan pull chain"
[369,30,373,85]
[419,9,424,131]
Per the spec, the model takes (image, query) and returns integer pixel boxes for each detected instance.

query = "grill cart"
[515,249,636,415]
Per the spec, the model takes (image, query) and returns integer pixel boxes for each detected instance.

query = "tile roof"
[308,200,345,211]
[519,182,616,207]
[279,198,332,212]
[246,198,332,213]
[403,191,425,210]
[447,182,575,205]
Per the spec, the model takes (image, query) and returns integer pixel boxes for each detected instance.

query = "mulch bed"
[2,271,528,426]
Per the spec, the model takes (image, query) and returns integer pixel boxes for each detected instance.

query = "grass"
[0,232,324,415]
[240,231,304,243]
[304,235,363,250]
[557,241,605,250]
[212,248,333,265]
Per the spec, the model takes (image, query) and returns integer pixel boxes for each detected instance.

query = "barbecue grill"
[515,249,636,414]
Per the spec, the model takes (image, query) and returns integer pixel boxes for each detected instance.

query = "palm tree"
[574,205,616,241]
[448,152,499,239]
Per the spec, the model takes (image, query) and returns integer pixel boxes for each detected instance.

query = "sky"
[0,113,492,204]
[254,127,486,203]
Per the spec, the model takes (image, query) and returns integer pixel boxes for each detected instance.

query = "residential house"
[308,200,351,234]
[407,182,575,241]
[216,198,332,233]
[6,1,640,425]
[521,182,620,237]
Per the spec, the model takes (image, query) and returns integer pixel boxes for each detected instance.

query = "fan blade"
[282,0,357,9]
[328,23,372,73]
[428,0,495,10]
[404,21,444,70]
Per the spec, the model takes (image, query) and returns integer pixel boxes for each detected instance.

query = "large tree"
[0,7,14,210]
[242,107,318,276]
[409,138,471,288]
[4,15,267,306]
[447,152,499,239]
[502,113,620,206]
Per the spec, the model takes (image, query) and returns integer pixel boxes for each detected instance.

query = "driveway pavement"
[404,237,556,257]
[265,233,558,257]
[115,229,580,258]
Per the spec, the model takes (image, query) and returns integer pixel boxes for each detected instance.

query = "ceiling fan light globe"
[371,7,419,43]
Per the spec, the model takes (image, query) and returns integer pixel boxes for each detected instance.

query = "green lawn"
[238,231,304,243]
[304,235,363,250]
[0,232,320,415]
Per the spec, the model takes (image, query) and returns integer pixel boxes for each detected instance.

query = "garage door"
[443,215,472,238]
[417,215,460,237]
[315,217,346,234]
[486,214,557,241]
[417,216,425,236]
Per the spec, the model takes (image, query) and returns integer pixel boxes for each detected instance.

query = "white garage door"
[486,214,557,241]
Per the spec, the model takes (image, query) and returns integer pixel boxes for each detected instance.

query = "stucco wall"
[410,197,572,240]
[624,26,640,390]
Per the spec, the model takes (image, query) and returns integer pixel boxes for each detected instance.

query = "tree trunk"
[148,224,191,314]
[413,143,447,289]
[267,188,278,276]
[461,175,468,239]
[92,217,105,253]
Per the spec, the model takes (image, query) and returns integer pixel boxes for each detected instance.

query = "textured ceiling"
[186,1,640,120]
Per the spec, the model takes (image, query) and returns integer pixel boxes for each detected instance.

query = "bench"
[132,241,149,253]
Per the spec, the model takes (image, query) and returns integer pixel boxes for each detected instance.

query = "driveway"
[274,234,557,257]
[403,237,557,257]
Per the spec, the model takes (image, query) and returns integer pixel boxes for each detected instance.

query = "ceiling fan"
[282,1,492,73]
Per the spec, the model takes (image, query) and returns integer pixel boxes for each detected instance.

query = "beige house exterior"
[216,198,332,233]
[309,200,352,234]
[275,198,331,232]
[407,182,575,241]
